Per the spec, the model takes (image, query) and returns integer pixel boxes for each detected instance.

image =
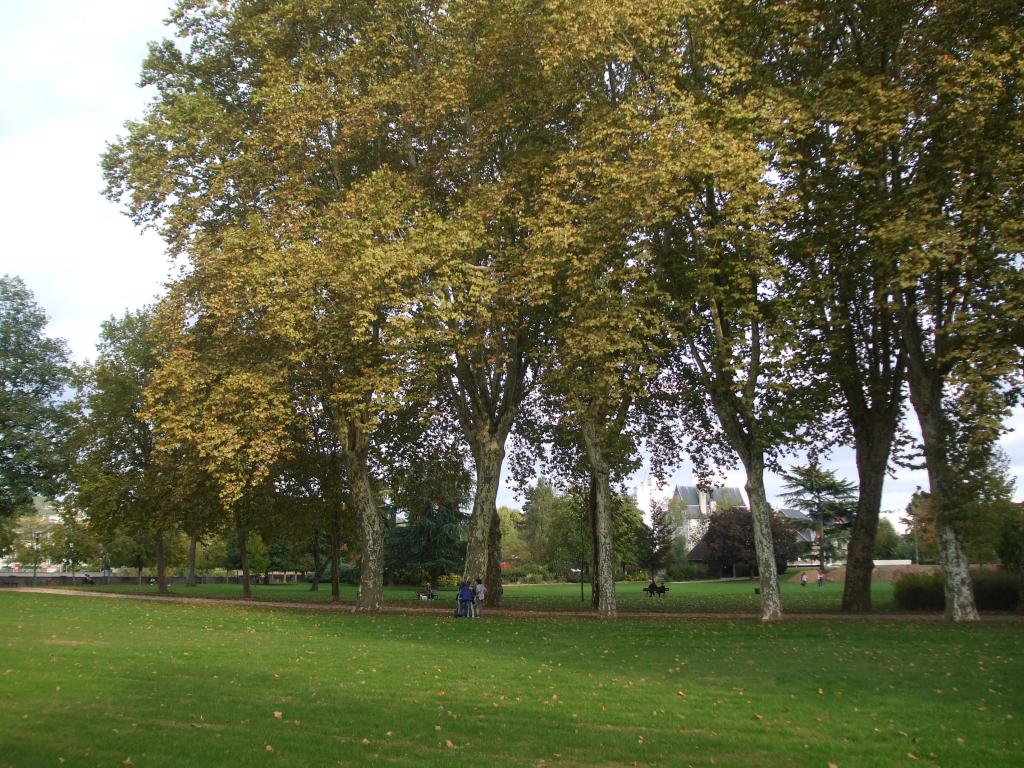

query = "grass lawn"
[69,575,898,614]
[2,591,1021,767]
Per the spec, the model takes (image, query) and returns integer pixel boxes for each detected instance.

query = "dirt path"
[10,587,1024,622]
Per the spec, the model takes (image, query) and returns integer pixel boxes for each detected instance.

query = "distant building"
[667,485,747,549]
[777,507,816,547]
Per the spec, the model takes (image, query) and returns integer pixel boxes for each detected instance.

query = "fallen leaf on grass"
[122,759,133,766]
[273,711,283,720]
[445,740,455,749]
[265,745,273,752]
[828,763,838,768]
[907,754,918,761]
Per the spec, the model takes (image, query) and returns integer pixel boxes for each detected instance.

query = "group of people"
[456,578,485,618]
[799,570,826,587]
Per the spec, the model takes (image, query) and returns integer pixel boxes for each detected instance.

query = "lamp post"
[32,530,40,587]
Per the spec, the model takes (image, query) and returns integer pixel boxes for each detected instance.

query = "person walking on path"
[474,578,486,618]
[458,581,475,618]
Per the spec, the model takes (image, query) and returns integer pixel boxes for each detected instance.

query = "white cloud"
[1,0,171,361]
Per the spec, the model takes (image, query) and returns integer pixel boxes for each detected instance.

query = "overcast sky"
[2,1,1020,518]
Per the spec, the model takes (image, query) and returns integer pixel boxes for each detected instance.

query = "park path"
[9,587,1024,622]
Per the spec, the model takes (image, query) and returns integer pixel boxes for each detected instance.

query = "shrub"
[973,570,1019,610]
[436,573,461,589]
[893,571,945,610]
[665,562,710,581]
[306,562,360,585]
[893,569,1020,611]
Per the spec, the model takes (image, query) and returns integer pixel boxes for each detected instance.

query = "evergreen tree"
[780,462,857,572]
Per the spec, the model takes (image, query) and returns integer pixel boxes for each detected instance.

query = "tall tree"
[703,506,801,579]
[0,276,77,522]
[780,462,857,573]
[393,0,574,601]
[769,1,911,613]
[881,1,1023,620]
[104,0,435,609]
[639,501,675,578]
[74,310,219,595]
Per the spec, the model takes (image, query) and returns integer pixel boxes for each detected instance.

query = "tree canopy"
[0,276,76,522]
[87,0,1024,620]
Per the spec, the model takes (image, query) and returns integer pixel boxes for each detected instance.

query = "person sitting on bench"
[644,580,668,597]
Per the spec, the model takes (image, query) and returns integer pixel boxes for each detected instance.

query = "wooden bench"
[643,584,669,597]
[417,590,438,601]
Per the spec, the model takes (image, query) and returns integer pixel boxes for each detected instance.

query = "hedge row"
[892,569,1020,611]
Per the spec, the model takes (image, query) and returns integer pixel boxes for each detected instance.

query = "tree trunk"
[186,535,198,587]
[236,511,252,599]
[345,438,384,612]
[841,418,897,612]
[330,509,342,603]
[589,473,600,611]
[485,510,503,607]
[155,530,169,595]
[900,303,979,621]
[581,423,617,619]
[463,437,505,586]
[310,530,321,592]
[938,522,979,621]
[743,462,782,622]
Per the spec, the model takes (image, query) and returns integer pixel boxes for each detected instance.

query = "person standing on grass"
[817,570,825,587]
[474,578,486,618]
[458,581,474,618]
[800,572,808,587]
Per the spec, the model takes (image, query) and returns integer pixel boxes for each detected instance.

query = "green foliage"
[996,506,1024,573]
[384,503,467,582]
[892,572,947,611]
[496,506,530,565]
[8,511,55,569]
[893,569,1020,611]
[703,507,800,576]
[637,500,674,574]
[44,511,99,573]
[665,562,711,582]
[97,0,1024,619]
[781,462,857,568]
[435,573,461,589]
[973,570,1021,612]
[520,479,556,566]
[611,493,646,573]
[223,532,269,576]
[74,309,219,571]
[0,276,77,520]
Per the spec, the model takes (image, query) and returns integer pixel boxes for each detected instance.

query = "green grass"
[2,591,1021,767]
[70,575,898,614]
